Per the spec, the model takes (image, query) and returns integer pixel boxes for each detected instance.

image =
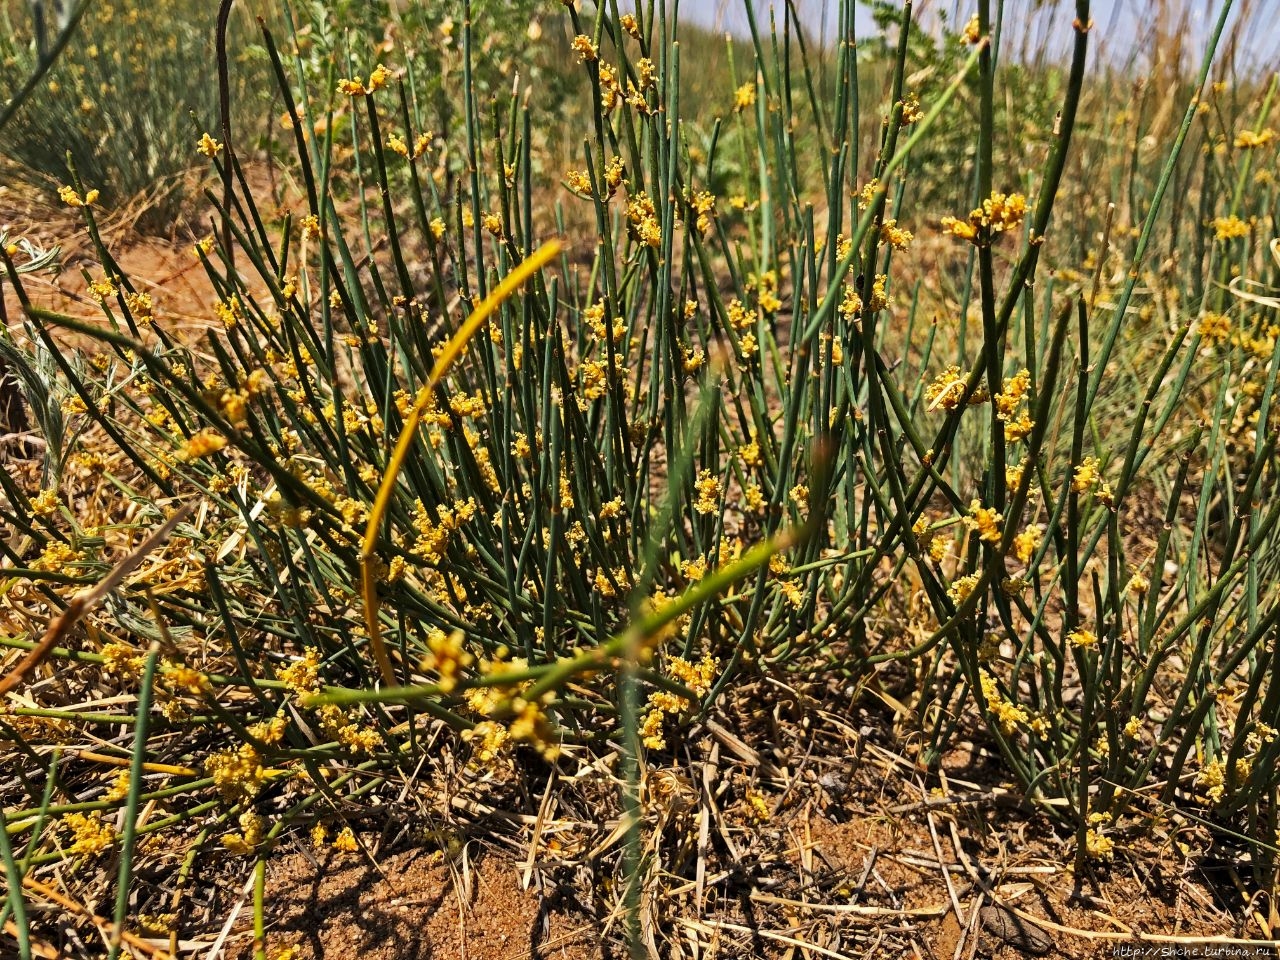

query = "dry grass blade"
[748,892,951,920]
[14,876,173,959]
[1,922,56,960]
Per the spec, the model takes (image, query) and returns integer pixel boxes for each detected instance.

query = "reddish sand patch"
[235,846,601,960]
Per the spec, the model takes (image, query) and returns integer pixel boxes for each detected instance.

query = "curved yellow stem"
[360,240,562,686]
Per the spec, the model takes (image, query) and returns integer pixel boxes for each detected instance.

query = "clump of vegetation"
[1,0,1279,956]
[0,0,267,230]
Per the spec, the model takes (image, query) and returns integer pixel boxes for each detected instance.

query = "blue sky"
[623,1,1278,75]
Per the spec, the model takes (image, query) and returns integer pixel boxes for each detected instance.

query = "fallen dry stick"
[0,502,194,696]
[13,875,174,959]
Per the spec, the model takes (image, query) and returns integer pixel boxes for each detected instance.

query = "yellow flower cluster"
[996,369,1034,441]
[511,433,533,459]
[681,343,706,374]
[386,131,431,160]
[941,191,1027,244]
[421,628,473,692]
[318,704,382,755]
[337,64,390,97]
[1124,572,1150,598]
[63,812,116,856]
[966,500,1002,543]
[206,743,267,800]
[507,698,561,761]
[215,294,244,328]
[1233,128,1275,149]
[838,283,862,319]
[750,270,782,314]
[994,369,1030,420]
[688,190,716,234]
[635,58,657,92]
[179,428,227,461]
[33,540,83,572]
[604,156,625,193]
[279,648,322,700]
[947,573,979,605]
[571,34,598,62]
[162,660,211,697]
[410,497,477,565]
[101,641,144,675]
[879,219,914,250]
[1012,525,1042,565]
[1212,215,1250,240]
[1066,627,1098,649]
[979,670,1028,736]
[913,516,953,563]
[58,185,100,207]
[726,298,753,331]
[899,93,924,124]
[1004,463,1024,497]
[565,169,592,196]
[671,655,717,696]
[924,366,988,411]
[457,649,561,763]
[626,193,662,247]
[583,300,626,344]
[1071,456,1113,505]
[1198,312,1231,342]
[778,579,804,608]
[464,720,510,766]
[744,789,770,822]
[693,469,721,514]
[124,290,154,323]
[1071,456,1100,492]
[61,394,88,415]
[1084,828,1114,860]
[579,355,620,401]
[1196,756,1252,805]
[867,274,892,312]
[641,655,718,750]
[87,274,117,304]
[196,132,223,157]
[333,826,359,852]
[450,391,488,418]
[681,554,708,581]
[592,566,632,598]
[247,714,287,746]
[30,488,60,516]
[857,180,881,212]
[222,811,267,855]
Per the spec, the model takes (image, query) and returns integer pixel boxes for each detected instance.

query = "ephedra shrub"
[1,1,1279,951]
